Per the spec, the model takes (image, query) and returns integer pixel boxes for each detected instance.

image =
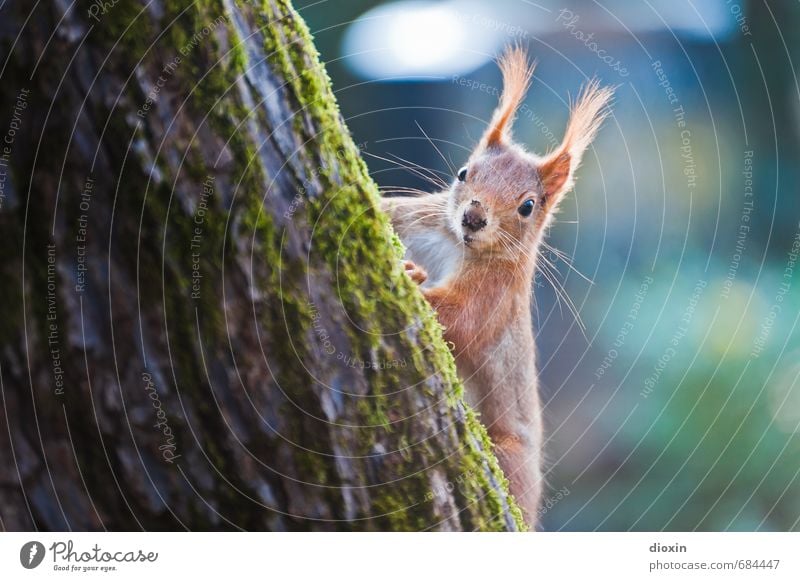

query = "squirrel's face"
[438,47,611,265]
[448,145,548,260]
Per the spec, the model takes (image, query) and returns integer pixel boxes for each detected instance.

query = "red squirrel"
[381,47,613,528]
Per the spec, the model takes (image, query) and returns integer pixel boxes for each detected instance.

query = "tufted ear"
[539,80,613,208]
[479,46,536,150]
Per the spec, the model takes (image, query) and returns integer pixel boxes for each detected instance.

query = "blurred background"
[295,0,800,531]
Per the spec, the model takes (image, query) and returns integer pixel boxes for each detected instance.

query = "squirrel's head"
[447,47,613,265]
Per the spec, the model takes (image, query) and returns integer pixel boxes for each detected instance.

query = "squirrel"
[381,46,613,529]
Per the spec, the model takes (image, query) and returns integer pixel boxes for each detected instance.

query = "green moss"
[463,406,528,530]
[72,0,524,530]
[254,0,525,530]
[81,0,155,57]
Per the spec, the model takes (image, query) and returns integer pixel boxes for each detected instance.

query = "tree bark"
[0,0,523,531]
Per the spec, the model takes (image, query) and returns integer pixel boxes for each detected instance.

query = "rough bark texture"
[0,0,523,531]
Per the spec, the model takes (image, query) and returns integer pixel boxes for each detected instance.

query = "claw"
[403,260,427,285]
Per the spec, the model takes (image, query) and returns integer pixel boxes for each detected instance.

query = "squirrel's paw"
[403,260,428,285]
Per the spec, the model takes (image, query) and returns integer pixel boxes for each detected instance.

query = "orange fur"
[540,80,614,206]
[481,46,536,149]
[381,47,613,529]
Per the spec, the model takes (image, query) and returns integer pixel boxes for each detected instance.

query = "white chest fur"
[402,229,463,288]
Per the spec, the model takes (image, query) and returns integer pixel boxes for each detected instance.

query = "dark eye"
[457,166,468,182]
[518,199,535,217]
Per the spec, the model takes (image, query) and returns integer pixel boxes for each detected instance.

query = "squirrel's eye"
[518,199,535,217]
[457,167,468,182]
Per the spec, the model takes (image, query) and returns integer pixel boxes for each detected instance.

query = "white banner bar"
[1,532,797,580]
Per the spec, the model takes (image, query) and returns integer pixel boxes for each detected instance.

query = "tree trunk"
[0,0,523,531]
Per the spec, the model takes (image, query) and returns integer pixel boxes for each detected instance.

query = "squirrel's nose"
[462,200,488,232]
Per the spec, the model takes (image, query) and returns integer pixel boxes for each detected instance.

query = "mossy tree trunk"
[0,0,523,531]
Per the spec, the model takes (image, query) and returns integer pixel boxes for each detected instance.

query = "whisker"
[390,206,450,218]
[533,244,575,322]
[537,253,588,336]
[363,151,448,190]
[493,232,545,328]
[403,211,450,230]
[541,241,575,266]
[537,259,565,320]
[541,241,594,286]
[497,229,534,263]
[387,152,450,189]
[415,121,457,175]
[380,186,433,197]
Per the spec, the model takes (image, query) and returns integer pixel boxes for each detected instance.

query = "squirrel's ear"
[480,46,535,149]
[539,80,613,207]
